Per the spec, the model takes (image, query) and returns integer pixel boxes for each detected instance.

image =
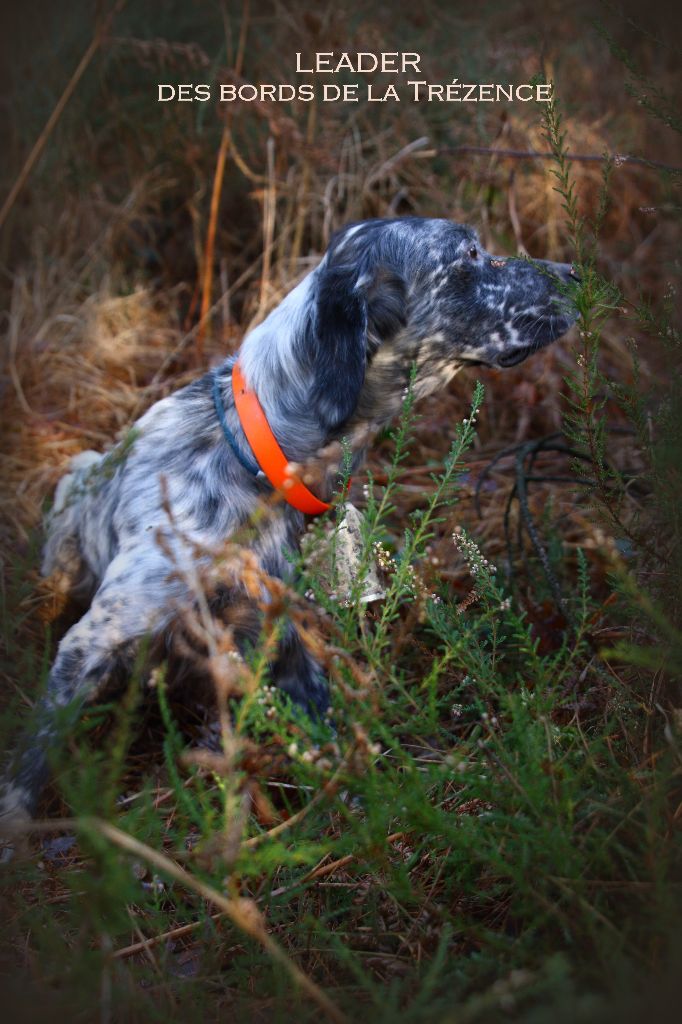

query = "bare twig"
[258,136,277,317]
[434,145,681,174]
[197,122,233,361]
[365,136,430,192]
[0,0,127,234]
[507,170,528,256]
[197,0,250,359]
[113,912,224,960]
[9,816,348,1024]
[267,831,407,899]
[112,830,408,961]
[290,100,317,273]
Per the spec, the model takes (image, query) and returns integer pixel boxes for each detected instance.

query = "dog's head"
[310,217,579,425]
[240,217,579,439]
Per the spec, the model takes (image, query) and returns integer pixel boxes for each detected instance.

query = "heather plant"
[2,365,680,1021]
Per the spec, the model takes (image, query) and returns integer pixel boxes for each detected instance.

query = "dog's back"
[41,449,104,596]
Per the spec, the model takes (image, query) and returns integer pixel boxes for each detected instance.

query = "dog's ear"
[366,265,407,351]
[309,261,407,431]
[310,263,368,430]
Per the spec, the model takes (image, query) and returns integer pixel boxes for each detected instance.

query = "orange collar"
[232,360,331,515]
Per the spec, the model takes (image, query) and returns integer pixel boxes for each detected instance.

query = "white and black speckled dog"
[1,216,579,827]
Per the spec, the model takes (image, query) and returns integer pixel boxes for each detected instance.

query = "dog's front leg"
[252,511,330,717]
[269,621,330,716]
[1,546,185,826]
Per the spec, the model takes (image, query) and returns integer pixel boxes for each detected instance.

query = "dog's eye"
[468,246,478,260]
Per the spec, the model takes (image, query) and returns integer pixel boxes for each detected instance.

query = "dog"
[0,216,579,828]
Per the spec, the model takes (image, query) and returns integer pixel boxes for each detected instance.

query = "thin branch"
[0,0,127,234]
[113,912,224,960]
[7,816,348,1024]
[94,820,346,1022]
[434,145,681,174]
[243,749,349,849]
[112,830,407,961]
[197,0,250,359]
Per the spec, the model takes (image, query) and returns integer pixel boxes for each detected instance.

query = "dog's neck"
[353,330,463,425]
[236,269,462,471]
[237,271,326,460]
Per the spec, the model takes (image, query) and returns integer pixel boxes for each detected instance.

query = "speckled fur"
[1,217,577,826]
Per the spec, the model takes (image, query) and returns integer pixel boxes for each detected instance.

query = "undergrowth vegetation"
[1,2,680,1021]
